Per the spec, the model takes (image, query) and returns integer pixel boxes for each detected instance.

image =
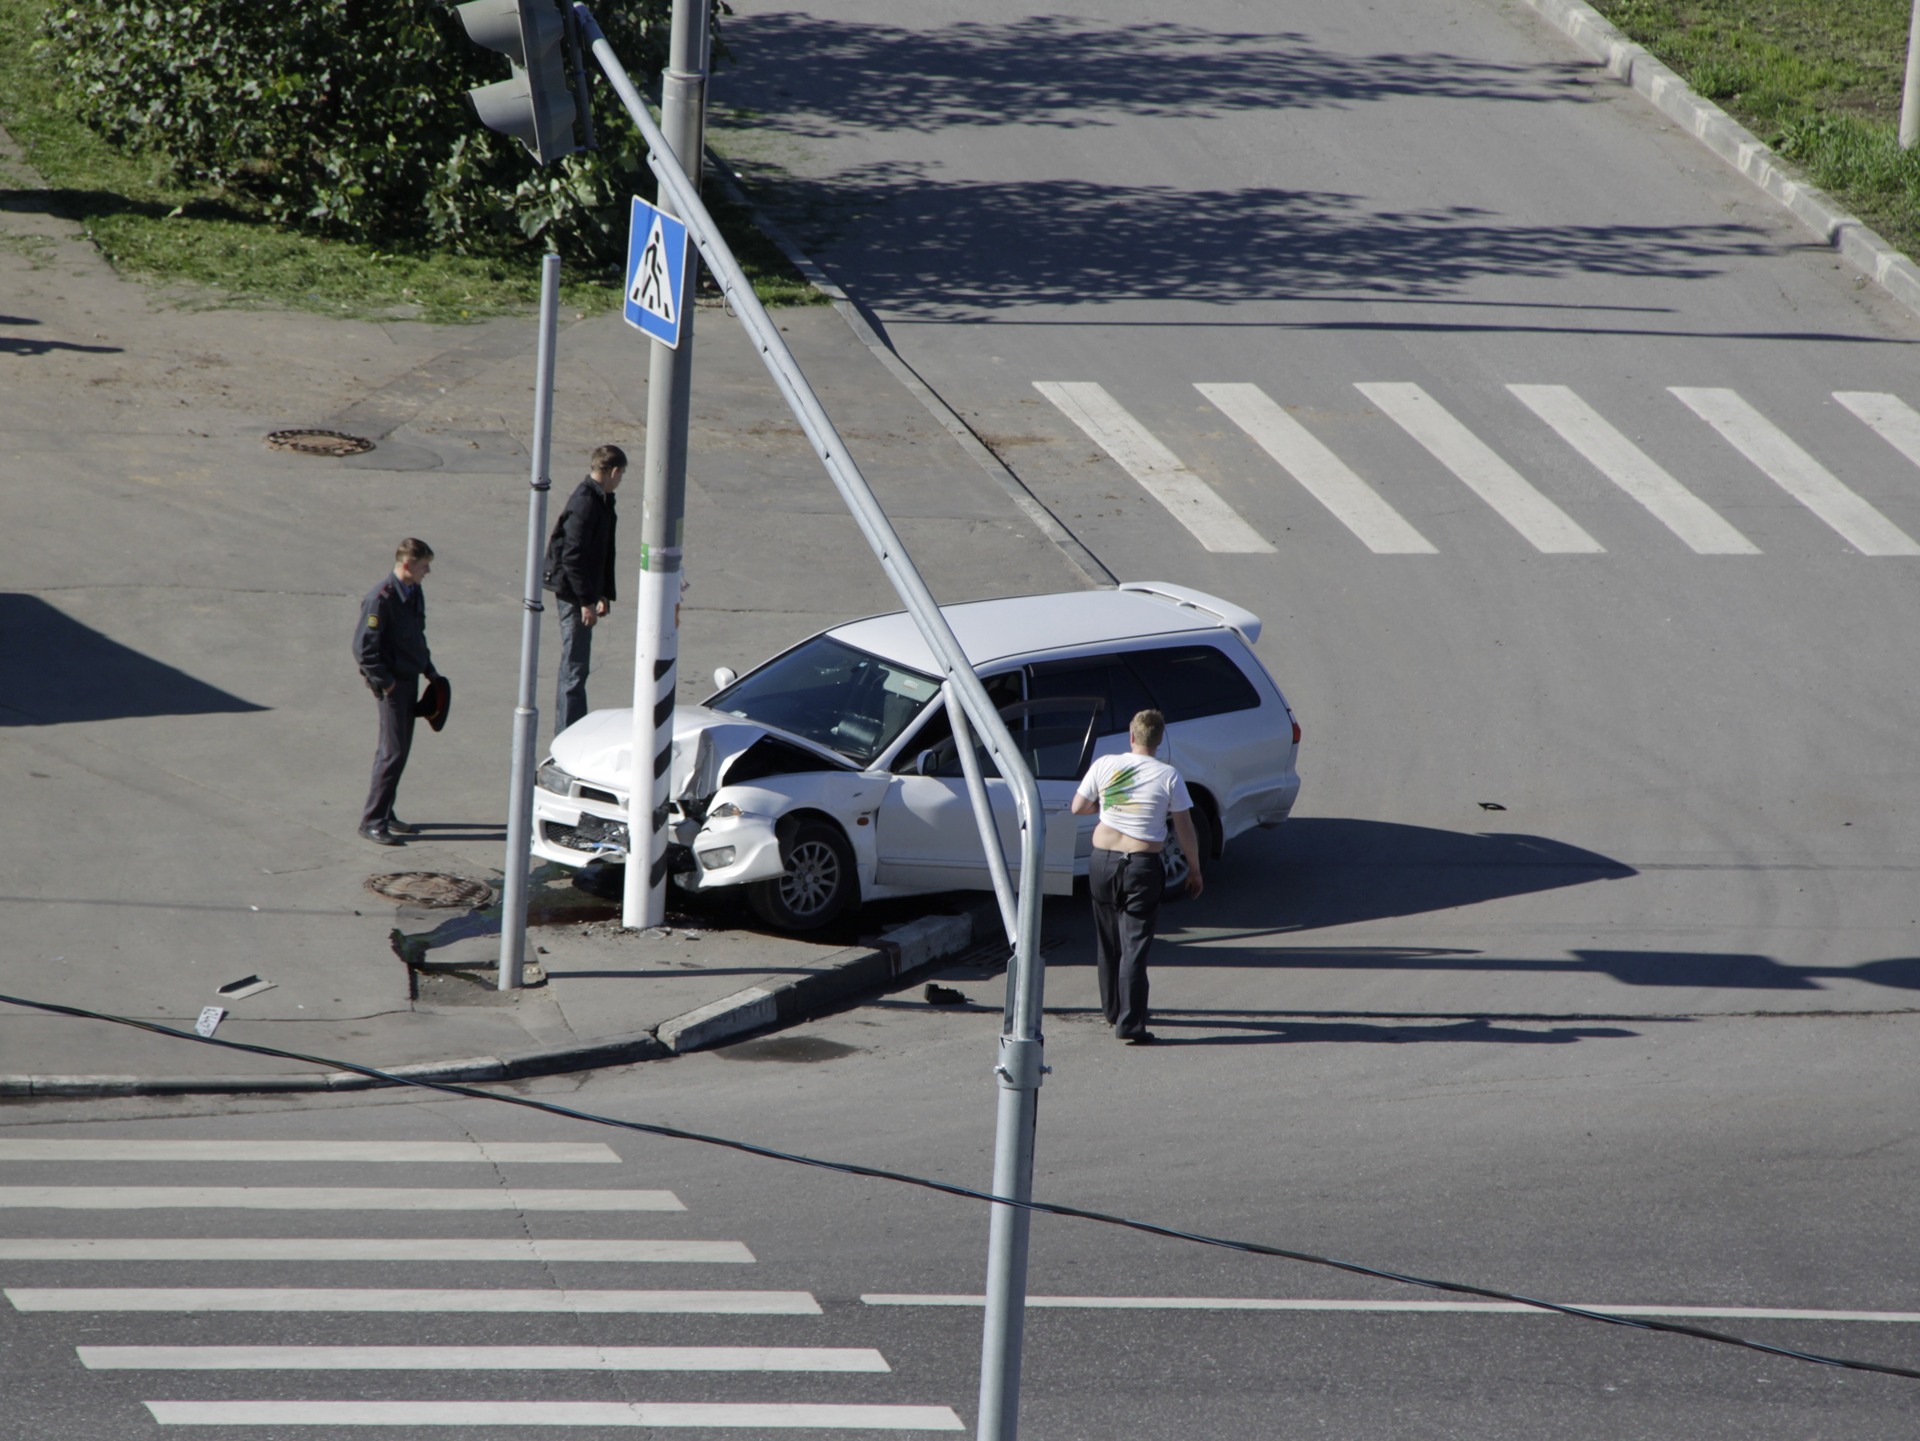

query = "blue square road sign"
[624,196,689,348]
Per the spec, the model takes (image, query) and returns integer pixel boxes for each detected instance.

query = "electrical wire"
[3,990,1915,1383]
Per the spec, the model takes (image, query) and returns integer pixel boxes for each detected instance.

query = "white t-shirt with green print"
[1075,751,1192,845]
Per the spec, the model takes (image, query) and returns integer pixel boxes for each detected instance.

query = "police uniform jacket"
[543,477,618,608]
[354,574,436,693]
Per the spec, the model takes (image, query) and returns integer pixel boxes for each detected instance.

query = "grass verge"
[1589,0,1920,259]
[0,0,820,321]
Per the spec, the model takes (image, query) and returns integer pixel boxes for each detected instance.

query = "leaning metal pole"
[622,0,707,932]
[573,10,1048,1434]
[499,251,563,991]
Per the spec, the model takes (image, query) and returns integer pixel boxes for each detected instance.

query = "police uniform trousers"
[361,672,420,830]
[1090,847,1164,1039]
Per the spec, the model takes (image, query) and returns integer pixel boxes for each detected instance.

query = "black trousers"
[1090,847,1164,1038]
[361,674,419,830]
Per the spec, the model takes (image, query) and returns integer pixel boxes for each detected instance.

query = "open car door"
[874,698,1095,896]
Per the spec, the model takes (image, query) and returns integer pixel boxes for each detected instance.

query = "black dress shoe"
[359,824,403,847]
[384,816,419,836]
[1120,1031,1157,1046]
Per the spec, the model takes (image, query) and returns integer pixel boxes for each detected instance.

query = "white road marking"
[0,1187,681,1210]
[10,1288,819,1314]
[1508,385,1759,554]
[861,1294,1920,1322]
[1673,387,1920,555]
[143,1401,964,1429]
[82,1345,889,1372]
[0,1140,618,1163]
[0,1238,751,1263]
[1834,390,1920,470]
[1196,383,1437,553]
[1357,381,1604,552]
[1035,381,1274,553]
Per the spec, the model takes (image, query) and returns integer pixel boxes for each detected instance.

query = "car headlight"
[536,761,576,795]
[707,801,743,820]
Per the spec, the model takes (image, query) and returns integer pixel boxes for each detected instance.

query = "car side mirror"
[916,749,939,776]
[713,666,737,690]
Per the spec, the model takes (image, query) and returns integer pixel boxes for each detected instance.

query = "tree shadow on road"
[738,167,1782,318]
[720,13,1590,137]
[0,595,267,726]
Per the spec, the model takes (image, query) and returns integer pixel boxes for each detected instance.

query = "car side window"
[1123,644,1261,723]
[1027,658,1155,737]
[898,696,1099,782]
[889,672,1024,775]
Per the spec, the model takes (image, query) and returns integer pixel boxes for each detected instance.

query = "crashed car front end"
[530,707,866,892]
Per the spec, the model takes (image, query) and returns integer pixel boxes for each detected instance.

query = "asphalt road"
[6,0,1919,1437]
[711,0,1920,1021]
[5,974,1916,1440]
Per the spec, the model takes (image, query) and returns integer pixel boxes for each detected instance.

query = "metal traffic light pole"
[498,252,562,992]
[571,10,1052,1433]
[450,0,585,989]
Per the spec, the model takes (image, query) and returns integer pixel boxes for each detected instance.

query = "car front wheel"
[748,819,858,932]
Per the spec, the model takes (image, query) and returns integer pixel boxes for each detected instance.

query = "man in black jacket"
[544,444,625,734]
[353,538,440,847]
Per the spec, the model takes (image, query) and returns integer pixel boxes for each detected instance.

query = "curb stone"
[1523,0,1920,324]
[0,902,1000,1098]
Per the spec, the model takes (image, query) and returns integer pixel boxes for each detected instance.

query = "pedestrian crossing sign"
[623,196,689,348]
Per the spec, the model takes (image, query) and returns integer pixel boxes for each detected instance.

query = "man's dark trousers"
[361,674,419,830]
[1090,847,1164,1038]
[555,604,591,735]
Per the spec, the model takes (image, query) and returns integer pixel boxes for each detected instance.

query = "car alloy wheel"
[749,819,857,932]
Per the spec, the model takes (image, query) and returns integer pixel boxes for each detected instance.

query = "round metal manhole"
[365,872,496,909]
[266,428,375,457]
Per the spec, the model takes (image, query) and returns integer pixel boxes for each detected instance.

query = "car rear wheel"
[748,819,857,932]
[1159,798,1218,903]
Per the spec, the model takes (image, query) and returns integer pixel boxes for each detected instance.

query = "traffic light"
[454,0,579,166]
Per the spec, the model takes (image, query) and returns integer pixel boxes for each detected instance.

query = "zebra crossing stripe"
[1357,382,1604,553]
[142,1401,965,1429]
[1834,390,1920,471]
[0,1238,752,1263]
[1508,385,1759,554]
[0,1140,618,1164]
[1196,383,1436,554]
[1035,381,1274,553]
[1673,387,1920,555]
[8,1288,821,1314]
[81,1345,890,1371]
[0,1187,682,1210]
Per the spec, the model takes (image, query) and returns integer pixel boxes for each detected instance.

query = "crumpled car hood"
[549,706,845,800]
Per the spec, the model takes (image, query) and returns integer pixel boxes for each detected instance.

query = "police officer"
[544,444,625,735]
[353,538,439,846]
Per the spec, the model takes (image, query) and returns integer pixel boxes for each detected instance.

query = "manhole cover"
[366,872,496,909]
[266,428,375,457]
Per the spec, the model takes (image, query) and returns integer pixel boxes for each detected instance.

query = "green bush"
[37,1,721,271]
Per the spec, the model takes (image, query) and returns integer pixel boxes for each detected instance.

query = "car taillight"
[1291,716,1302,746]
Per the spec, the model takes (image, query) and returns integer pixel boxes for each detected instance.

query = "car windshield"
[709,635,942,766]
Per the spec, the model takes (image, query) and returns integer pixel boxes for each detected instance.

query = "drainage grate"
[365,872,496,909]
[266,428,375,457]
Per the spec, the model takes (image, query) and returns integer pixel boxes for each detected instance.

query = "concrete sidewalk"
[0,131,1081,1096]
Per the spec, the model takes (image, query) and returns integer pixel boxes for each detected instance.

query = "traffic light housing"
[455,0,579,166]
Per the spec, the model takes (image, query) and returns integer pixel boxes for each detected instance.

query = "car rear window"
[1122,644,1261,723]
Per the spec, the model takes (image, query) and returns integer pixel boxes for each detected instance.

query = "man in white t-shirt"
[1070,709,1204,1045]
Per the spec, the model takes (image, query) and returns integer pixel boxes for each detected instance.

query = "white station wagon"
[532,582,1302,931]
